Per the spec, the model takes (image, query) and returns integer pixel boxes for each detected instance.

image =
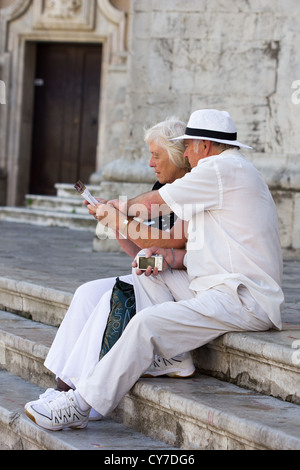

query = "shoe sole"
[142,367,196,378]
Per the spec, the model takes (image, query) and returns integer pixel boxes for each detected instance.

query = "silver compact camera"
[136,254,163,271]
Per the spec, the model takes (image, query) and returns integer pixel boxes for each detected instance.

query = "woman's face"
[148,141,186,184]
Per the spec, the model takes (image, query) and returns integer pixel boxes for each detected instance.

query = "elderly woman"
[26,117,194,418]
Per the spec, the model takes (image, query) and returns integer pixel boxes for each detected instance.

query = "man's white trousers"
[76,269,273,416]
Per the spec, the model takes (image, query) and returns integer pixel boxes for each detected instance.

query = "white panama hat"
[171,109,252,149]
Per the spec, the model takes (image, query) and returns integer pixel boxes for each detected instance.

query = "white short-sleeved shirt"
[159,148,284,329]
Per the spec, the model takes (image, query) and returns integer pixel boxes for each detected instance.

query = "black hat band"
[185,127,237,141]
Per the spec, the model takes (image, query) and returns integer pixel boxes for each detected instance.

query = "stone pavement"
[0,220,299,326]
[0,221,132,294]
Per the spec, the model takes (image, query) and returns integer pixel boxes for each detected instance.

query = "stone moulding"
[0,0,32,23]
[32,0,96,31]
[31,0,125,32]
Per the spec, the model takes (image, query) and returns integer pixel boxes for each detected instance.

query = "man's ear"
[203,140,213,156]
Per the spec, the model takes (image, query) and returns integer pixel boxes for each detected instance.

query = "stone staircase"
[0,188,300,450]
[1,274,300,450]
[0,184,101,233]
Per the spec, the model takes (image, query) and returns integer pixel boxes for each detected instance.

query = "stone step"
[0,370,177,451]
[192,326,300,405]
[0,277,72,327]
[1,180,157,252]
[1,273,300,404]
[1,318,300,450]
[55,183,104,199]
[0,310,58,388]
[0,203,134,253]
[1,275,300,409]
[25,194,88,214]
[1,186,127,251]
[0,205,121,251]
[55,182,152,200]
[1,300,300,449]
[0,206,97,232]
[116,373,300,450]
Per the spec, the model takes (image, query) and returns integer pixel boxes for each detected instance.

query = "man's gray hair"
[192,140,239,153]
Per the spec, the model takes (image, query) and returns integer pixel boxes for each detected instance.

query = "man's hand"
[132,247,174,277]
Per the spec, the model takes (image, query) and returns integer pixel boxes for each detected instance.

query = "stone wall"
[99,0,300,249]
[121,0,300,175]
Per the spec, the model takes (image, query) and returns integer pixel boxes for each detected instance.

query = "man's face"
[183,139,205,168]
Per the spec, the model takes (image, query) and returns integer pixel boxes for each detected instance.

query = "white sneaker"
[25,390,90,431]
[142,352,196,378]
[25,388,102,421]
[24,388,60,410]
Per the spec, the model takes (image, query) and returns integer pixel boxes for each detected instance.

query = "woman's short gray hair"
[144,117,190,170]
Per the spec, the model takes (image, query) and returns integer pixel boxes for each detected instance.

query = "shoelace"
[45,391,75,412]
[38,388,56,400]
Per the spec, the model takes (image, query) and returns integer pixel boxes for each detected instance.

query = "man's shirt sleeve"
[158,160,223,221]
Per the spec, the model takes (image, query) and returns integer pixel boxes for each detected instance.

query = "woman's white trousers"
[44,274,133,388]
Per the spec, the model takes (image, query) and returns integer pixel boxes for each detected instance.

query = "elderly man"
[25,109,284,431]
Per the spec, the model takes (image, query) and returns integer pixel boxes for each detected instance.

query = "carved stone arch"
[97,0,127,64]
[109,0,130,14]
[0,0,32,50]
[98,0,124,24]
[0,0,32,21]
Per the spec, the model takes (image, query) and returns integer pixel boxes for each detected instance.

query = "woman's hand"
[84,198,107,218]
[107,198,128,214]
[95,203,116,224]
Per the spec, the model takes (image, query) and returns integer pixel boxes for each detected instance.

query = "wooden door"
[30,43,102,195]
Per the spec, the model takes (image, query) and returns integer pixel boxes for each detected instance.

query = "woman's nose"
[149,157,155,167]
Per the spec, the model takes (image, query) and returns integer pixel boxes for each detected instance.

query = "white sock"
[74,390,91,411]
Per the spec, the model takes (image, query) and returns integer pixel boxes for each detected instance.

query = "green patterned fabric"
[99,277,136,359]
[99,181,175,360]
